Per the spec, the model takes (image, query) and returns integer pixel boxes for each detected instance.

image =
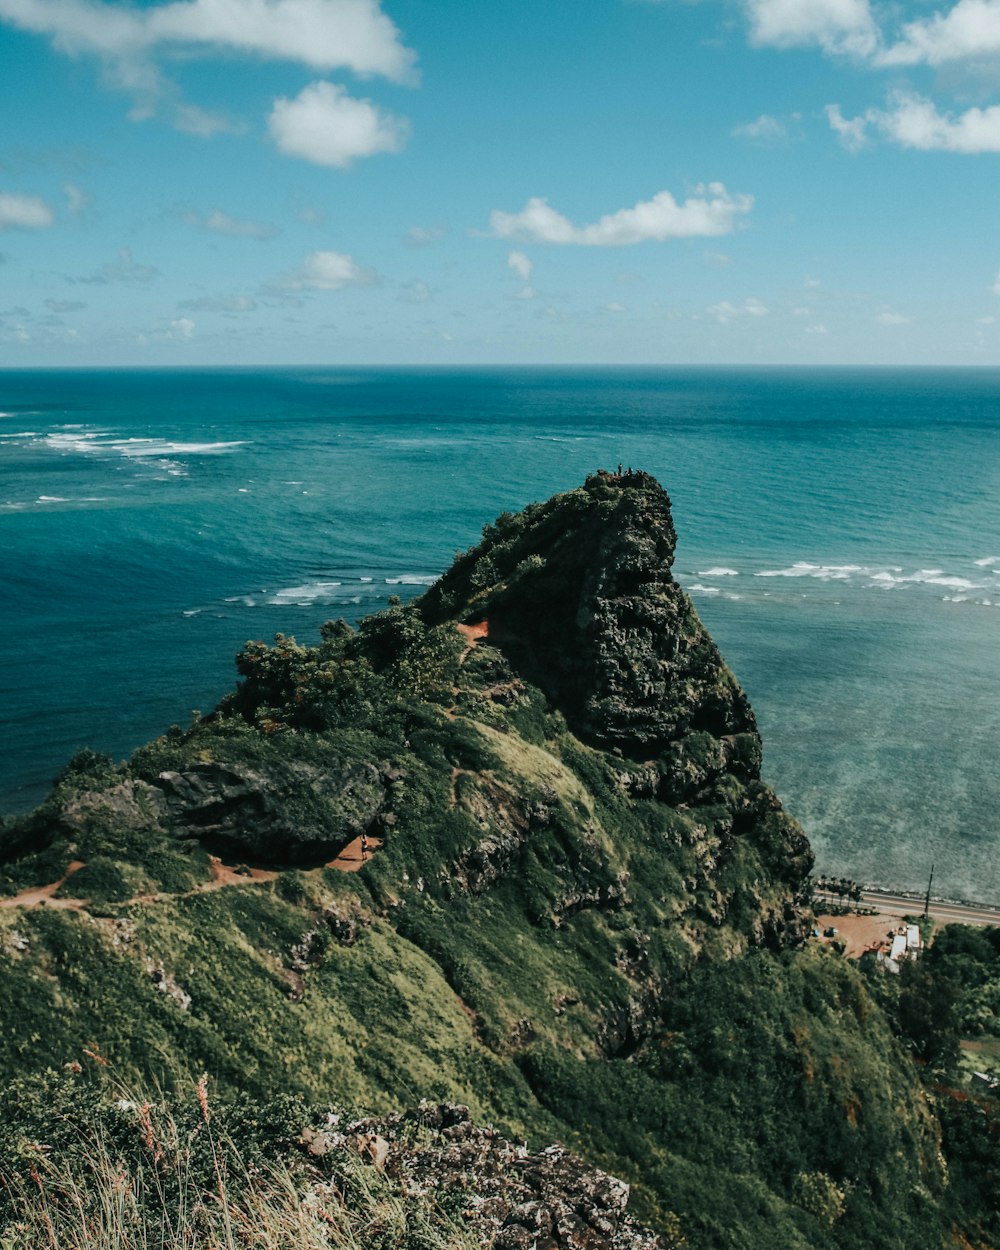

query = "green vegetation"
[1,472,997,1248]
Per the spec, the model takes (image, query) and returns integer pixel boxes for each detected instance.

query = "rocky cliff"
[0,471,956,1250]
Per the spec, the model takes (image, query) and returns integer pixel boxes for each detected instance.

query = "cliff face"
[425,470,752,752]
[422,470,812,940]
[0,472,951,1250]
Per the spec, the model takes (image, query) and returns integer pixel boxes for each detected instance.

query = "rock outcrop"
[310,1102,669,1250]
[423,470,754,752]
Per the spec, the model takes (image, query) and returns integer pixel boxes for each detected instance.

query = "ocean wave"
[110,439,246,457]
[755,562,870,581]
[687,583,721,595]
[269,582,344,605]
[385,575,438,586]
[974,556,1000,567]
[42,431,245,459]
[696,567,740,577]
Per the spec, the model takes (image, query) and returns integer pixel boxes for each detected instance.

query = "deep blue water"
[2,367,998,901]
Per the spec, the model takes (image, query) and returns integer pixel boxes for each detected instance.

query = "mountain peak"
[422,469,750,754]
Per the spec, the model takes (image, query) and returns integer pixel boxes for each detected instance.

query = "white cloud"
[605,301,626,313]
[397,279,431,303]
[876,310,914,324]
[179,293,258,311]
[173,102,239,137]
[64,182,90,214]
[489,184,752,246]
[744,0,879,57]
[829,92,1000,152]
[406,223,446,246]
[825,103,870,151]
[183,207,278,239]
[977,314,996,323]
[805,323,829,334]
[169,316,195,340]
[507,250,533,281]
[268,81,409,168]
[77,247,159,284]
[0,190,54,229]
[282,249,378,291]
[878,0,1000,67]
[707,296,769,323]
[0,0,415,132]
[0,0,416,78]
[513,286,535,301]
[732,113,788,142]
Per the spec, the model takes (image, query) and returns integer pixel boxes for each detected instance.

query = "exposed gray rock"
[334,1102,671,1250]
[154,757,390,863]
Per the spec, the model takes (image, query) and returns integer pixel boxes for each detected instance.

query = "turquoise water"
[2,367,998,901]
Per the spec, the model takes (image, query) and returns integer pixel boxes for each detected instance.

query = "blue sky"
[2,0,1000,364]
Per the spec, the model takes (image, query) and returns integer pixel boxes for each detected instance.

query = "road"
[818,889,1000,928]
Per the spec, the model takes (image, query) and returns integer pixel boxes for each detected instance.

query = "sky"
[2,0,1000,365]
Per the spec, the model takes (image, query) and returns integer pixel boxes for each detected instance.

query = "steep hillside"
[0,471,959,1248]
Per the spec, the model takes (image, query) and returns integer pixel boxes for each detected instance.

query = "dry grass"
[0,1078,479,1250]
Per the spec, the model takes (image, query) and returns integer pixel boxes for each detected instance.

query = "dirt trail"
[0,860,87,910]
[0,837,385,913]
[456,619,489,658]
[445,620,489,721]
[326,835,383,873]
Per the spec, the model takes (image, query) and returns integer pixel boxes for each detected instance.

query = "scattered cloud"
[876,310,914,324]
[169,316,195,340]
[406,223,447,246]
[977,314,996,323]
[298,204,325,226]
[0,190,54,229]
[805,323,829,334]
[76,247,159,284]
[45,298,86,312]
[605,301,627,313]
[992,268,1000,293]
[507,250,533,281]
[268,81,409,168]
[182,208,279,239]
[513,286,535,301]
[178,293,258,312]
[732,113,789,143]
[828,92,1000,152]
[398,279,431,303]
[64,182,91,215]
[825,103,870,151]
[703,249,731,268]
[792,305,812,316]
[173,103,240,137]
[877,0,1000,67]
[743,0,879,57]
[281,249,378,291]
[0,0,417,128]
[707,296,768,322]
[488,184,752,246]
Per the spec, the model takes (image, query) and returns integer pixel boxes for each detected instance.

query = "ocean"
[1,366,998,902]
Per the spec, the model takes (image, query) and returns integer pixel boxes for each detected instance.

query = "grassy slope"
[0,476,976,1248]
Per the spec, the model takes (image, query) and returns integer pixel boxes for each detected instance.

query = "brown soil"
[326,835,383,873]
[0,860,87,910]
[0,836,385,913]
[814,910,910,958]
